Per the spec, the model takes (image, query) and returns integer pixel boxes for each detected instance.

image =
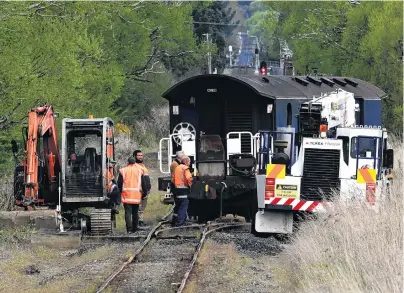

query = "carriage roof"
[162,74,387,101]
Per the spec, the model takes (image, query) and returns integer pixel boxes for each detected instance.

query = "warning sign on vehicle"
[275,184,298,198]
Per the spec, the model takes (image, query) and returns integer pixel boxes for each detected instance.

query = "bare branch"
[131,1,146,10]
[126,76,153,83]
[0,100,23,131]
[117,12,155,31]
[158,50,194,58]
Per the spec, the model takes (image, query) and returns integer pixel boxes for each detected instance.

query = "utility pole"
[202,33,212,74]
[229,45,233,67]
[251,35,259,74]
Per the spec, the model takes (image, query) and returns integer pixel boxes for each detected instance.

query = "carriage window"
[350,137,377,159]
[287,103,292,126]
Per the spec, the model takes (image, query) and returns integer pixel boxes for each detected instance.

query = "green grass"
[114,190,172,232]
[0,226,36,245]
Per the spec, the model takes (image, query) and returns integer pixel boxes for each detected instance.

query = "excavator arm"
[20,105,61,207]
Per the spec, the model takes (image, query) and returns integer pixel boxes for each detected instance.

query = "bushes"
[285,140,403,293]
[0,176,14,211]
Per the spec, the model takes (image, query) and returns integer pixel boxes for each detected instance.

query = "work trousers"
[124,204,139,233]
[173,195,189,226]
[138,197,148,222]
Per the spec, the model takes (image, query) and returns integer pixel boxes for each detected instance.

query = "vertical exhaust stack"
[276,126,295,166]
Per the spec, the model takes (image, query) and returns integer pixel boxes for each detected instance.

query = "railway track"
[95,208,248,293]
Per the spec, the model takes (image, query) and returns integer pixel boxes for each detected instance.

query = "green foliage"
[192,1,239,73]
[245,1,279,60]
[0,2,199,173]
[250,1,403,133]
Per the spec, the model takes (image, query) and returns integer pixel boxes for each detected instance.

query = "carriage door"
[226,102,253,154]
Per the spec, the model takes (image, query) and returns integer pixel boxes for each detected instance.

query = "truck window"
[337,136,349,164]
[350,137,377,159]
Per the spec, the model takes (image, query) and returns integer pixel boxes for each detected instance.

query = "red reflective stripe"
[293,201,306,211]
[270,197,281,205]
[306,201,319,212]
[284,198,295,206]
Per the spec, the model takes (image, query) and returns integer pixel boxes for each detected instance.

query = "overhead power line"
[185,21,247,27]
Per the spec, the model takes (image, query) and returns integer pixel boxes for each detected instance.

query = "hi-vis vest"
[120,164,143,204]
[170,160,180,182]
[136,163,149,175]
[174,165,191,189]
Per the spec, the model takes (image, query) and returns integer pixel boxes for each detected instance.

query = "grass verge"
[284,142,403,293]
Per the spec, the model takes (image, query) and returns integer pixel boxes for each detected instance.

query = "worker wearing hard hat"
[172,156,193,226]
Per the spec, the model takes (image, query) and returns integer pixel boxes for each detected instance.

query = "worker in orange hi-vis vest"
[173,156,193,227]
[117,157,146,234]
[170,151,185,182]
[169,151,185,225]
[133,150,151,228]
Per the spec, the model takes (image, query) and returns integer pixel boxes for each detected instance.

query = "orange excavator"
[13,105,61,208]
[12,104,117,235]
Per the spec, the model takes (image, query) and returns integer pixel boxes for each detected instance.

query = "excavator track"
[90,209,112,235]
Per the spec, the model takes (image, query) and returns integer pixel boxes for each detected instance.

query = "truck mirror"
[384,149,394,168]
[11,140,18,154]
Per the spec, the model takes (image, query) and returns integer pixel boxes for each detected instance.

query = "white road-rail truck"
[252,88,394,236]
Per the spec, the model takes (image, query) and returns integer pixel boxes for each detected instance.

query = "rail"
[176,222,248,293]
[95,207,248,293]
[95,206,174,293]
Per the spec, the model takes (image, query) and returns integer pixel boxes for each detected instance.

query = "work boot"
[138,221,150,230]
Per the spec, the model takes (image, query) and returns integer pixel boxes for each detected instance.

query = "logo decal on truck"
[305,141,341,146]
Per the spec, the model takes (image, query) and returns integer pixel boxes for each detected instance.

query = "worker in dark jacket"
[106,158,120,214]
[117,157,147,233]
[172,156,192,226]
[133,149,151,227]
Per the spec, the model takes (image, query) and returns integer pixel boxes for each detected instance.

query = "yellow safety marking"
[357,168,376,184]
[266,164,285,179]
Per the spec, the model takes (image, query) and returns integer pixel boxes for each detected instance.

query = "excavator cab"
[61,117,116,235]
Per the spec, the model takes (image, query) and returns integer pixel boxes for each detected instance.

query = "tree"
[244,1,279,60]
[249,1,403,133]
[192,1,239,73]
[0,2,202,173]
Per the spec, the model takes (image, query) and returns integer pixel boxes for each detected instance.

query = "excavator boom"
[19,105,61,207]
